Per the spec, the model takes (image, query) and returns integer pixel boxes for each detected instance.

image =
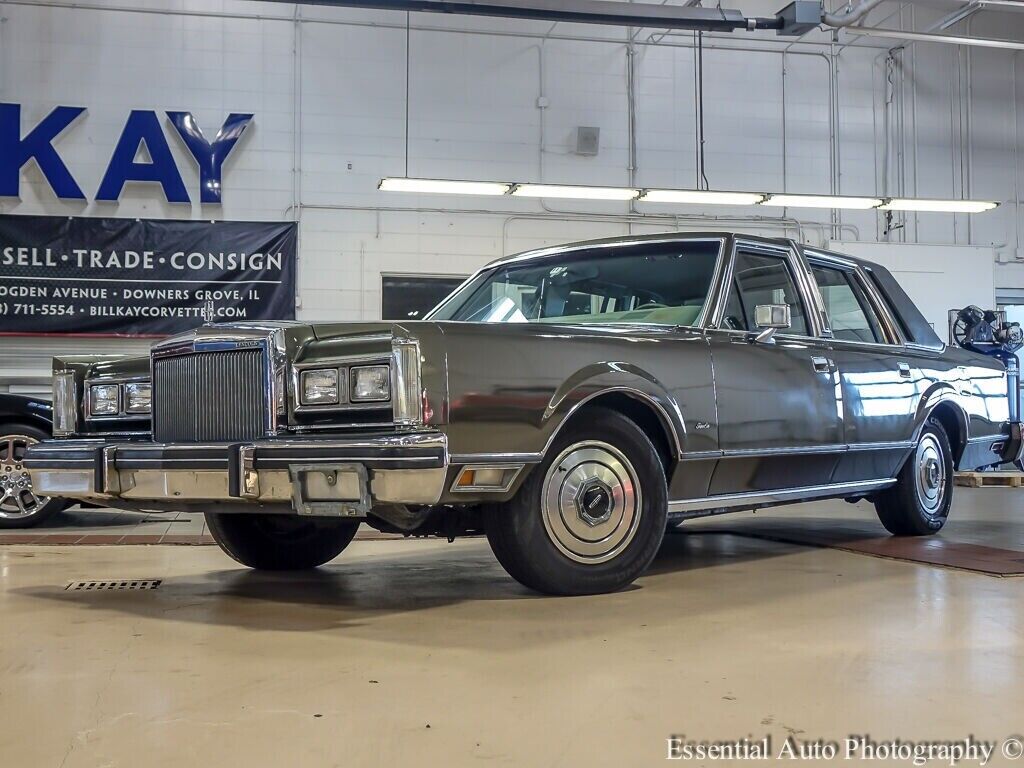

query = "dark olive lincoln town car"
[24,233,1024,595]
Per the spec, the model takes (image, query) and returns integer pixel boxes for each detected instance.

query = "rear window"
[865,270,912,341]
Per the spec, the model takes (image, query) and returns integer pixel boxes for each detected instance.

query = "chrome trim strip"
[676,450,721,461]
[261,455,441,463]
[106,458,230,464]
[677,441,913,461]
[27,433,447,455]
[846,440,915,451]
[290,422,398,432]
[819,338,908,352]
[668,478,896,513]
[784,241,828,338]
[700,235,736,330]
[449,452,544,464]
[967,434,1003,444]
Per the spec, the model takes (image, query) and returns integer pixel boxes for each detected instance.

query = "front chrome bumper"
[24,432,448,516]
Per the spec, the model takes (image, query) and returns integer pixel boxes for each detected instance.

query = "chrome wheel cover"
[540,440,642,565]
[914,433,947,517]
[0,434,50,520]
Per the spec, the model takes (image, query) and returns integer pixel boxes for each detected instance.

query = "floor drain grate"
[65,579,162,592]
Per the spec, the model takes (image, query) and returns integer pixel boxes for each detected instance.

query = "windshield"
[431,240,721,326]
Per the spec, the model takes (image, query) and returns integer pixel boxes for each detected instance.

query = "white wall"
[832,241,996,340]
[3,0,1024,388]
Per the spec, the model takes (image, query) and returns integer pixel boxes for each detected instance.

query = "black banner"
[0,214,296,336]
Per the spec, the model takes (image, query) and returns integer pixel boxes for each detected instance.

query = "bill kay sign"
[0,103,253,203]
[0,215,297,336]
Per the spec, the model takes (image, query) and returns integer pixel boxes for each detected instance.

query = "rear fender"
[913,383,968,459]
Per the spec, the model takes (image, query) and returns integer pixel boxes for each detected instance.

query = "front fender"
[543,362,685,456]
[437,323,713,463]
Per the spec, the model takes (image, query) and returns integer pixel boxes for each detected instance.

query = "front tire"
[485,408,668,595]
[206,513,360,570]
[874,419,953,536]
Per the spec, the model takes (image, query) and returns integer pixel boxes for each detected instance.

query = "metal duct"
[821,0,886,28]
[251,0,786,33]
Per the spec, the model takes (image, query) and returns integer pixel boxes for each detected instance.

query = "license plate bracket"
[288,463,370,518]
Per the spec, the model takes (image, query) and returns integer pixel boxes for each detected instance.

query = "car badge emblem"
[201,299,216,325]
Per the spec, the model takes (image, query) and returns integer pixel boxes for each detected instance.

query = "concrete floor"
[2,489,1023,767]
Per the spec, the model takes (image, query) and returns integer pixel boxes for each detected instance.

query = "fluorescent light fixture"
[378,177,511,195]
[762,193,883,210]
[511,183,640,201]
[640,189,766,206]
[375,178,1000,215]
[878,198,999,213]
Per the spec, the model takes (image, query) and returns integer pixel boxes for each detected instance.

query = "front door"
[706,243,843,495]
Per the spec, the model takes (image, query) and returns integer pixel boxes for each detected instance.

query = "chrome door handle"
[898,362,912,379]
[812,356,832,373]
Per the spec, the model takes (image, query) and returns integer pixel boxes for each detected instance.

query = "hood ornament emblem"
[201,299,216,325]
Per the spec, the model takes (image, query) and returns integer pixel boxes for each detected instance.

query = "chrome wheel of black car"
[875,418,953,536]
[0,427,68,529]
[540,440,642,565]
[0,433,50,520]
[485,407,668,596]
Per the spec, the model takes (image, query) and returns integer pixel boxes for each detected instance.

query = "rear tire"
[206,513,360,570]
[874,418,953,536]
[484,408,668,595]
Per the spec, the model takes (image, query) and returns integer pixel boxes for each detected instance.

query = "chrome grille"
[153,349,267,442]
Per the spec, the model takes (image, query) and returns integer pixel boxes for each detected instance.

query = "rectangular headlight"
[52,371,78,436]
[89,384,120,416]
[301,368,341,406]
[351,365,391,402]
[124,382,152,414]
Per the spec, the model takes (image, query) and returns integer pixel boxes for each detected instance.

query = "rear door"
[803,250,917,482]
[705,241,843,496]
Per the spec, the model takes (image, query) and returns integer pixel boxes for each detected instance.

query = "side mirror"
[753,304,791,344]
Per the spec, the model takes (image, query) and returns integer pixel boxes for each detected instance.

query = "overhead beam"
[252,0,788,33]
[924,0,984,32]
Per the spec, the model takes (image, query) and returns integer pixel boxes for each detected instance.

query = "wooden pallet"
[954,471,1024,488]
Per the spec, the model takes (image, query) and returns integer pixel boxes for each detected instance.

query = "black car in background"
[0,393,68,528]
